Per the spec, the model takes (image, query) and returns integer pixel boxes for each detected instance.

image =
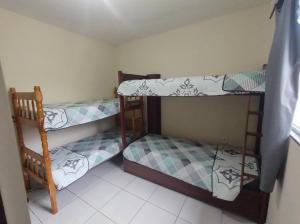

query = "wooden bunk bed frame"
[10,86,58,214]
[10,86,142,215]
[118,71,269,224]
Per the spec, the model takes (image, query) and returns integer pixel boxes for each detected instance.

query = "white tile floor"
[28,158,256,224]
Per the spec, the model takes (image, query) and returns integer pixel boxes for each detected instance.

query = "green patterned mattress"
[49,129,130,190]
[117,71,265,96]
[123,134,259,201]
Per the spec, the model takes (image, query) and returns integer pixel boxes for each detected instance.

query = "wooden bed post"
[34,86,57,214]
[118,71,128,148]
[146,74,161,135]
[10,87,30,190]
[119,95,127,148]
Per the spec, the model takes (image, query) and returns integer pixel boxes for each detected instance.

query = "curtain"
[260,0,300,192]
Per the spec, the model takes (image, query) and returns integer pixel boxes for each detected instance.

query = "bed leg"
[48,182,58,214]
[257,192,269,224]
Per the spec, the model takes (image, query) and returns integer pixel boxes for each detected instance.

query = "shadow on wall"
[0,193,7,224]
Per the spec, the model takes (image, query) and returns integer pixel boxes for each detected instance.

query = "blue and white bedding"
[43,99,120,131]
[49,129,126,190]
[117,71,265,97]
[123,134,259,201]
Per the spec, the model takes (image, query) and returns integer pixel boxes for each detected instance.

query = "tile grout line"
[68,177,112,196]
[31,162,196,224]
[121,180,158,201]
[28,207,43,224]
[175,196,188,223]
[127,200,148,224]
[143,186,188,218]
[81,210,99,224]
[29,188,80,224]
[75,190,119,224]
[70,192,119,224]
[126,181,161,224]
[78,186,122,212]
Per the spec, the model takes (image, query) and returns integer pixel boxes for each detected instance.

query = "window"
[298,0,300,24]
[292,97,300,143]
[292,1,300,142]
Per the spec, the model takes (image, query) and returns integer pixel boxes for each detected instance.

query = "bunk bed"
[117,71,269,224]
[9,86,131,214]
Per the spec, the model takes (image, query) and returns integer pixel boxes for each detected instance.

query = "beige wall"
[267,138,300,224]
[116,4,274,147]
[0,64,30,224]
[0,8,116,103]
[0,8,117,152]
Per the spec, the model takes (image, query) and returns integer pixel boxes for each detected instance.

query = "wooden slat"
[25,100,30,119]
[16,92,36,100]
[16,99,22,116]
[31,100,37,120]
[243,173,259,178]
[246,132,263,137]
[24,147,43,161]
[19,99,24,117]
[25,168,47,186]
[248,111,263,116]
[245,152,260,159]
[34,160,40,178]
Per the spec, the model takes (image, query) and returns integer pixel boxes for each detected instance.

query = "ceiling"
[0,0,269,44]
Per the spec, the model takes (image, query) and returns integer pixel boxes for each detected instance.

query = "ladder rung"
[243,173,259,178]
[246,132,262,137]
[248,111,263,116]
[245,152,260,159]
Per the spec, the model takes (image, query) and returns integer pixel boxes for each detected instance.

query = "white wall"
[116,4,274,147]
[0,63,30,224]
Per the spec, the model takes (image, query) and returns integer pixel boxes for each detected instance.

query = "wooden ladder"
[240,95,264,189]
[125,96,144,138]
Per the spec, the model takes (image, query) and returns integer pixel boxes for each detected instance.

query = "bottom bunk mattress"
[48,129,127,190]
[123,134,259,201]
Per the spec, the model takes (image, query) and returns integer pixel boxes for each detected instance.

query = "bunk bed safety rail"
[10,86,58,214]
[11,88,40,127]
[10,86,49,183]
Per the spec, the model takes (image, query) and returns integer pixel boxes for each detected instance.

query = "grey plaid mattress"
[117,71,265,96]
[43,98,119,131]
[123,134,259,201]
[49,129,126,190]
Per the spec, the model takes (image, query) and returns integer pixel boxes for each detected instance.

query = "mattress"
[117,71,265,97]
[123,134,259,201]
[43,98,120,131]
[49,129,126,190]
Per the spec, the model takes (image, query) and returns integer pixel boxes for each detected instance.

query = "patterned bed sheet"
[123,134,259,201]
[49,129,126,190]
[117,71,265,96]
[43,98,120,131]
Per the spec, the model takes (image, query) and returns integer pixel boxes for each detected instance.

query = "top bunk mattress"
[123,134,259,201]
[43,98,120,131]
[118,71,265,97]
